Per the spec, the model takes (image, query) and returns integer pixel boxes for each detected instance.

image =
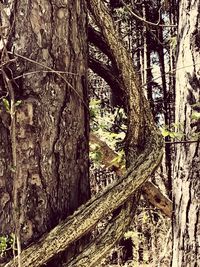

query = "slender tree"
[172,0,200,266]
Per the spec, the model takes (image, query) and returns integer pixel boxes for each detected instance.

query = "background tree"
[172,0,200,265]
[0,1,90,266]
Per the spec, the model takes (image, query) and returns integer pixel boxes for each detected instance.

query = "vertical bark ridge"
[0,1,90,266]
[172,0,200,265]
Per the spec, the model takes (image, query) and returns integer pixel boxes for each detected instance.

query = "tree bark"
[0,1,90,266]
[90,132,172,218]
[172,0,200,266]
[1,0,165,266]
[3,1,163,266]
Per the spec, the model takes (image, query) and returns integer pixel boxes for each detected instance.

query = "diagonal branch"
[66,194,139,267]
[90,133,172,218]
[88,25,113,60]
[5,143,162,267]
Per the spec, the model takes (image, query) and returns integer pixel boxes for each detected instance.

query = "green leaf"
[9,165,16,173]
[171,132,184,139]
[161,128,170,137]
[90,109,96,119]
[191,102,200,109]
[0,236,7,252]
[2,98,10,112]
[192,111,200,120]
[111,151,125,167]
[90,150,102,164]
[15,100,22,107]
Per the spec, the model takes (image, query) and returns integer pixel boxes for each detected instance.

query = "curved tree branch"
[89,56,125,107]
[5,1,164,266]
[88,25,113,60]
[90,133,172,218]
[66,195,139,267]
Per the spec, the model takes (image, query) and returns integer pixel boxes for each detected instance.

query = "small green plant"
[2,98,10,112]
[161,123,184,139]
[0,234,15,257]
[169,35,177,50]
[110,149,125,170]
[191,111,200,120]
[89,143,103,166]
[0,236,7,255]
[1,98,22,113]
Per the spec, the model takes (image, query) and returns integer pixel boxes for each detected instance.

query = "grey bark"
[172,0,200,266]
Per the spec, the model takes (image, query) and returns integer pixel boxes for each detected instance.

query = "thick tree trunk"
[172,0,200,266]
[3,1,164,266]
[0,1,90,265]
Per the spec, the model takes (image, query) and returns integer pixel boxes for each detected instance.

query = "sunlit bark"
[172,0,200,266]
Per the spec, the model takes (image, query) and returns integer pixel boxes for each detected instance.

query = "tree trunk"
[3,1,164,266]
[172,0,200,266]
[0,1,90,265]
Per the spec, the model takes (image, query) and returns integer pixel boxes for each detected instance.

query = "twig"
[13,70,79,80]
[141,62,200,88]
[7,51,88,110]
[165,140,199,144]
[1,69,21,267]
[120,0,177,28]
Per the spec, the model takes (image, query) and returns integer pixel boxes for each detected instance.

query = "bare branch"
[120,0,177,28]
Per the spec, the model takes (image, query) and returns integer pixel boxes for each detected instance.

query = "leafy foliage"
[160,123,184,139]
[0,234,15,257]
[90,97,126,155]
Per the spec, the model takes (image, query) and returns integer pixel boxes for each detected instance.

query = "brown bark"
[89,22,172,217]
[0,1,90,266]
[4,144,162,267]
[90,132,172,218]
[89,56,125,107]
[88,26,126,107]
[172,0,200,266]
[66,195,139,267]
[3,0,164,266]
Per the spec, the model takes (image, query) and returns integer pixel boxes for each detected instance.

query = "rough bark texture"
[90,133,172,218]
[66,195,139,267]
[0,0,90,265]
[0,1,166,266]
[3,0,164,266]
[172,0,200,266]
[89,28,172,217]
